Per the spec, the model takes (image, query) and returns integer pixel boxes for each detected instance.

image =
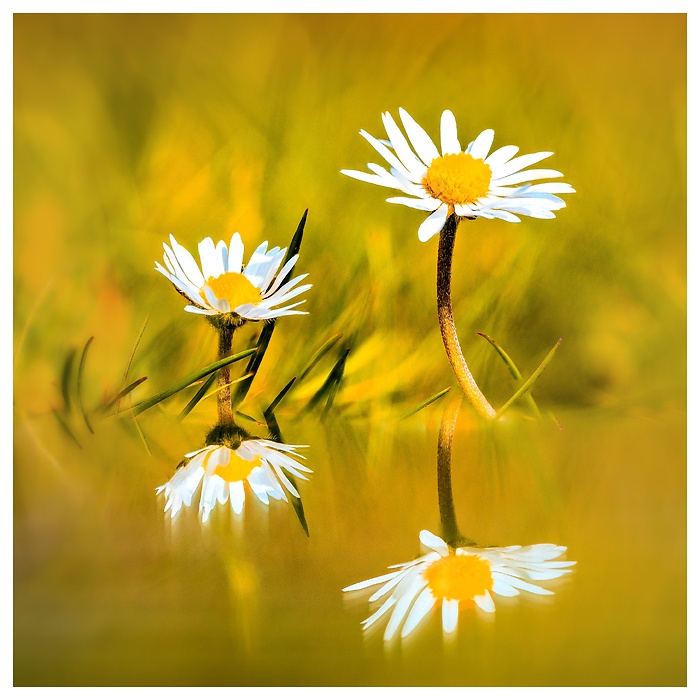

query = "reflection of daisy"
[343,530,575,642]
[156,440,310,522]
[155,233,311,320]
[342,108,575,241]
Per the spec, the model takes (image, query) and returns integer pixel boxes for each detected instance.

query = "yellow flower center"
[422,153,492,206]
[423,553,493,601]
[203,272,262,309]
[205,448,263,483]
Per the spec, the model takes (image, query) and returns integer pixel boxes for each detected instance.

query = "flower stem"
[217,325,235,424]
[437,394,463,548]
[437,213,497,420]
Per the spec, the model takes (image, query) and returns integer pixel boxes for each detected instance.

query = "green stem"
[218,325,234,424]
[437,214,497,420]
[437,395,463,548]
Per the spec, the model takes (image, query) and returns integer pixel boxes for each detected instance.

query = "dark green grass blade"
[100,376,148,413]
[232,323,275,407]
[296,334,342,384]
[52,408,82,449]
[400,387,452,421]
[477,332,542,419]
[77,337,94,434]
[177,371,217,421]
[60,348,76,412]
[306,348,350,418]
[496,339,562,419]
[263,405,309,537]
[128,347,256,416]
[117,314,150,412]
[266,376,297,416]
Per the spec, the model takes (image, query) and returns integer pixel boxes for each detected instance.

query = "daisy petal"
[419,530,449,555]
[399,108,440,167]
[468,129,495,161]
[440,110,461,155]
[417,203,449,242]
[442,598,459,633]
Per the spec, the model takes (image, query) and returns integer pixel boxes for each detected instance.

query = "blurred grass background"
[14,13,686,428]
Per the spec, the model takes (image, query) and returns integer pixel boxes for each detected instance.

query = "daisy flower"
[342,108,575,242]
[155,233,312,321]
[343,530,575,642]
[156,439,310,522]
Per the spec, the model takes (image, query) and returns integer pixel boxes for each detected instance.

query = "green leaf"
[177,371,217,421]
[100,376,148,413]
[77,337,94,434]
[128,347,256,417]
[400,386,452,421]
[60,348,76,412]
[477,332,542,419]
[307,348,350,415]
[296,333,342,384]
[129,410,152,455]
[232,323,275,407]
[52,408,82,448]
[266,376,297,416]
[117,314,150,412]
[496,339,562,419]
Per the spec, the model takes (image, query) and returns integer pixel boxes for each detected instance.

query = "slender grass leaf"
[477,332,542,419]
[52,408,82,449]
[128,347,256,416]
[100,376,148,413]
[235,411,266,426]
[282,209,308,276]
[130,410,152,455]
[60,348,76,412]
[307,348,350,415]
[400,386,452,421]
[77,337,94,434]
[266,376,297,416]
[296,333,342,384]
[177,371,217,421]
[496,339,562,419]
[117,314,150,413]
[232,323,275,407]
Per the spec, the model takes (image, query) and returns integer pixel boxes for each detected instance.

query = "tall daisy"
[342,108,574,242]
[343,530,575,642]
[342,109,574,420]
[156,439,310,523]
[155,233,311,322]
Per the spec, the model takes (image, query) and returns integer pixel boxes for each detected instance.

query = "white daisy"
[342,108,575,242]
[156,439,310,522]
[155,233,312,320]
[343,529,575,642]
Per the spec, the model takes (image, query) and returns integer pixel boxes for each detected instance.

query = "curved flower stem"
[217,325,235,424]
[437,394,463,548]
[437,213,497,420]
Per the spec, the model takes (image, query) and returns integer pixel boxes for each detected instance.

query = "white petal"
[386,196,440,212]
[381,111,426,176]
[440,110,461,155]
[401,588,437,638]
[468,129,495,161]
[442,598,459,633]
[197,237,219,280]
[183,304,216,315]
[523,182,576,194]
[417,204,449,242]
[484,145,519,167]
[490,151,554,180]
[342,168,401,189]
[474,590,496,612]
[383,579,426,642]
[169,235,205,287]
[361,596,396,631]
[359,129,418,182]
[342,571,400,593]
[419,530,449,555]
[229,480,245,514]
[227,233,244,273]
[491,169,563,187]
[398,108,440,167]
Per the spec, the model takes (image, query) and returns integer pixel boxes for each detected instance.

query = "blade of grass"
[52,408,82,449]
[400,387,452,421]
[128,347,256,416]
[60,348,76,412]
[296,334,342,384]
[232,323,275,407]
[100,376,148,413]
[307,348,349,417]
[117,314,150,413]
[477,332,542,419]
[77,337,94,434]
[177,372,217,421]
[266,376,297,416]
[130,410,152,455]
[193,372,255,411]
[496,339,562,419]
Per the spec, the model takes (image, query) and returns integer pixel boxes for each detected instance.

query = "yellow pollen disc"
[207,450,263,483]
[422,153,492,206]
[423,553,493,601]
[203,272,262,309]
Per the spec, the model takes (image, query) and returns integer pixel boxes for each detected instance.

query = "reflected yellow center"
[422,153,492,206]
[205,449,263,483]
[204,272,262,308]
[423,553,493,601]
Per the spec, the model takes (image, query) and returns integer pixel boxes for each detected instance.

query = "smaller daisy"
[342,108,575,242]
[155,233,312,321]
[156,439,310,522]
[343,530,575,642]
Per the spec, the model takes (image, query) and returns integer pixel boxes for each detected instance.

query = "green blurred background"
[14,14,686,686]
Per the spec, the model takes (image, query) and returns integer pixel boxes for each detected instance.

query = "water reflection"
[343,396,575,644]
[157,432,310,522]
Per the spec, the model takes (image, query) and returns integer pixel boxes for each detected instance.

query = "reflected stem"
[437,214,497,420]
[437,394,463,548]
[217,325,234,424]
